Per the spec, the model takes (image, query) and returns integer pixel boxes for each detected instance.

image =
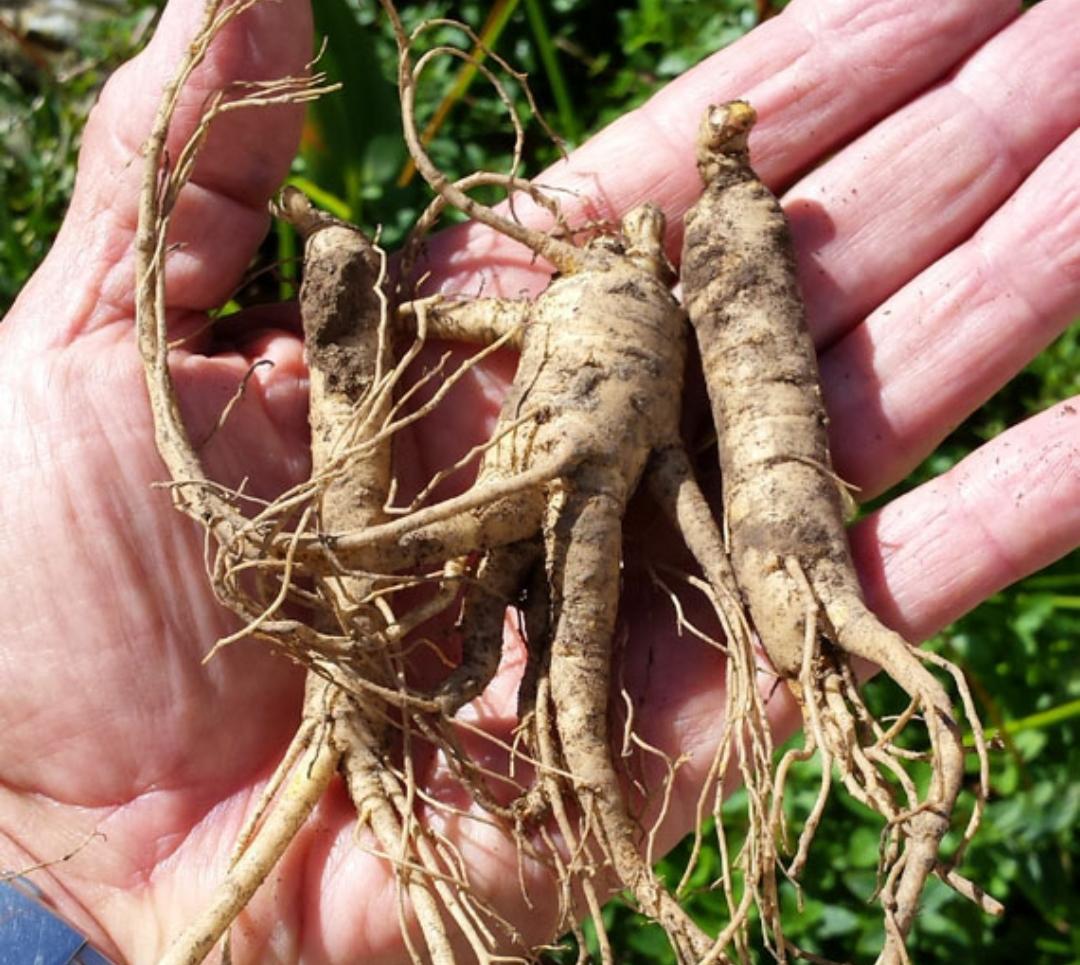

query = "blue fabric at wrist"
[0,876,117,965]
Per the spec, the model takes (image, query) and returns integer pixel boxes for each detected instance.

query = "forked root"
[775,558,983,964]
[540,488,714,963]
[828,611,965,961]
[682,100,993,962]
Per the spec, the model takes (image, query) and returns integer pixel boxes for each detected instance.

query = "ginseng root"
[135,13,519,945]
[158,189,464,963]
[404,204,717,962]
[682,101,994,963]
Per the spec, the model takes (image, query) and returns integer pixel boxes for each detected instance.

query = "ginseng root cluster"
[136,4,996,964]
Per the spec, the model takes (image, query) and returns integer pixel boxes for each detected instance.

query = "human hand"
[1,0,1077,962]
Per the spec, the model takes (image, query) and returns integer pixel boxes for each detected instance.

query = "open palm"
[1,0,1078,962]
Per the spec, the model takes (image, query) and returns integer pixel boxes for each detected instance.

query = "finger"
[12,0,312,347]
[559,0,1020,220]
[785,0,1079,348]
[850,396,1080,644]
[822,126,1080,498]
[418,0,1016,295]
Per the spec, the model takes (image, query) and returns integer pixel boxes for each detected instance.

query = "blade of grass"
[286,174,353,221]
[964,698,1080,747]
[1020,575,1080,590]
[523,0,580,145]
[1047,595,1080,609]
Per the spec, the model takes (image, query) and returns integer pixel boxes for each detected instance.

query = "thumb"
[10,0,313,348]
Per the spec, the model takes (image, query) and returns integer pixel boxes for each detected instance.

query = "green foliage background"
[2,2,1076,962]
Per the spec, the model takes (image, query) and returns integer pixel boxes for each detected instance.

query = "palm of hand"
[1,0,1078,962]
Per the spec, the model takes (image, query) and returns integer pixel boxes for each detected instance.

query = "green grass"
[0,2,160,314]
[1,2,1076,962]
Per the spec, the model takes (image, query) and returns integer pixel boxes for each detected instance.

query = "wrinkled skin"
[1,0,1079,961]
